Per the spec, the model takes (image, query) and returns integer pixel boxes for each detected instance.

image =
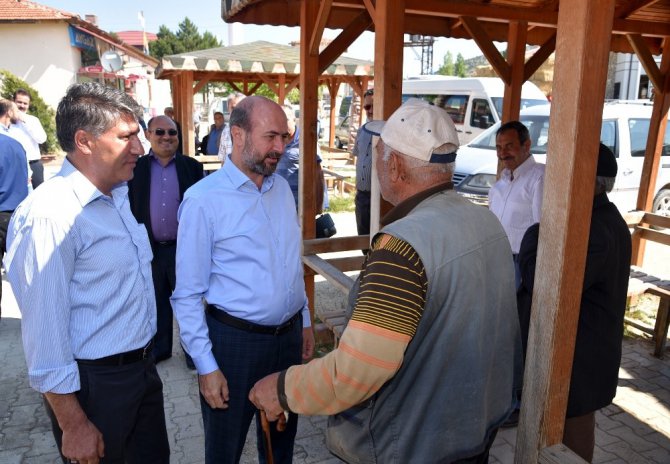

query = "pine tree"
[149,18,222,59]
[436,51,455,76]
[455,53,467,77]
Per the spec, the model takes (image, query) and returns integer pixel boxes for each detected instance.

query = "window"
[470,99,494,129]
[628,118,670,157]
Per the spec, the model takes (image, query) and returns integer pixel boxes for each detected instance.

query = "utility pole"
[404,35,435,75]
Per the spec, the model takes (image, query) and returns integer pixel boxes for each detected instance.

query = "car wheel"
[335,137,343,149]
[652,189,670,217]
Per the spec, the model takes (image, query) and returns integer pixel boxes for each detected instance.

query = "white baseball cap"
[363,98,459,163]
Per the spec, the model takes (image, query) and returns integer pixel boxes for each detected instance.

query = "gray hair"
[56,82,142,153]
[595,176,615,194]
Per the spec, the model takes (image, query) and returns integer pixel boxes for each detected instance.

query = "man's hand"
[198,369,229,409]
[249,372,284,421]
[302,327,315,361]
[44,392,104,463]
[61,417,105,464]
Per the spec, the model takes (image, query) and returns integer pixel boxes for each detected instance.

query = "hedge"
[0,69,59,154]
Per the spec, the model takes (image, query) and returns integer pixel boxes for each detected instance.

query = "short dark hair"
[229,99,254,132]
[0,99,13,117]
[497,120,529,145]
[364,88,374,97]
[214,111,224,117]
[12,88,31,101]
[56,82,142,153]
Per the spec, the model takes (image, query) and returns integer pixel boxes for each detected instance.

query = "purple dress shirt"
[149,152,180,242]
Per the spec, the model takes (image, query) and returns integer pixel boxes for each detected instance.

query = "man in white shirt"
[13,89,47,189]
[488,120,545,288]
[217,93,245,162]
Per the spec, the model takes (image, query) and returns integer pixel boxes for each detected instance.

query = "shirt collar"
[381,181,454,227]
[503,155,537,180]
[221,154,275,193]
[148,150,176,166]
[59,158,128,208]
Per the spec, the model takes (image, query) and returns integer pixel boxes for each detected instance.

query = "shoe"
[501,409,519,428]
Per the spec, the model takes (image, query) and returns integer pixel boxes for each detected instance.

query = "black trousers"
[151,243,177,361]
[29,159,44,189]
[354,190,371,236]
[45,358,170,463]
[0,211,13,319]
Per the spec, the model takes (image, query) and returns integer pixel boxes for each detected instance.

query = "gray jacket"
[327,189,522,463]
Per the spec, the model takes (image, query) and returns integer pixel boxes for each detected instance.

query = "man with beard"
[171,96,315,464]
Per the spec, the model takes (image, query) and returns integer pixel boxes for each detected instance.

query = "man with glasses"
[353,88,374,236]
[128,115,203,366]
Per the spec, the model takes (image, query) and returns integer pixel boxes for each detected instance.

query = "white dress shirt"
[489,156,545,253]
[14,113,46,161]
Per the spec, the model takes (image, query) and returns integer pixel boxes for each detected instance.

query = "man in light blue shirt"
[4,82,169,464]
[171,95,315,464]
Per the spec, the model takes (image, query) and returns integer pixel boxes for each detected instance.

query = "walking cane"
[260,410,275,464]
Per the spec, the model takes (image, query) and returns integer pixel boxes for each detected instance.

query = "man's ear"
[389,152,403,182]
[74,129,94,156]
[230,125,244,145]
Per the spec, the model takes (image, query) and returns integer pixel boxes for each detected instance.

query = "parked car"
[334,115,351,149]
[453,101,670,216]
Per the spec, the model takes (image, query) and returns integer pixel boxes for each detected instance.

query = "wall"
[0,22,79,108]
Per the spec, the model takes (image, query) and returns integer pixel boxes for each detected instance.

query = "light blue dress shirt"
[171,157,310,375]
[4,159,156,394]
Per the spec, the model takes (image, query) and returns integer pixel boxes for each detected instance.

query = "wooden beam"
[302,255,355,294]
[287,76,301,93]
[258,74,279,96]
[626,34,663,91]
[310,0,332,56]
[303,235,371,255]
[461,16,511,84]
[524,33,556,81]
[319,10,373,74]
[193,76,211,95]
[361,0,375,18]
[614,0,662,19]
[327,79,340,147]
[502,21,527,123]
[246,81,263,96]
[277,74,286,105]
[632,40,670,266]
[371,0,404,235]
[176,71,195,156]
[225,80,244,94]
[514,0,616,462]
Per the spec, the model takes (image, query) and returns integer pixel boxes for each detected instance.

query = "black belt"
[76,340,154,366]
[206,304,300,335]
[156,240,176,247]
[29,159,41,164]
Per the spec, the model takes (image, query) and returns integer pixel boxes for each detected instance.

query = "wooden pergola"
[221,1,670,463]
[155,40,373,156]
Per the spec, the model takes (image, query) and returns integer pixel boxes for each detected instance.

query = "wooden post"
[328,79,340,148]
[180,71,195,156]
[631,40,670,266]
[370,0,404,237]
[502,21,527,123]
[300,0,320,324]
[515,0,616,462]
[278,74,286,105]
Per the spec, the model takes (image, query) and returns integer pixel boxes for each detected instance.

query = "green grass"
[326,194,355,213]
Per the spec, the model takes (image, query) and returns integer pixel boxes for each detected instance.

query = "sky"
[40,0,497,77]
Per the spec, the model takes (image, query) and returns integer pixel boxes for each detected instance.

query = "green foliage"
[326,194,355,213]
[455,53,466,78]
[149,18,222,60]
[436,51,455,76]
[0,70,58,154]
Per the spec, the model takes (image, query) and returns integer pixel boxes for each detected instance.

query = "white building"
[0,0,170,116]
[611,52,662,101]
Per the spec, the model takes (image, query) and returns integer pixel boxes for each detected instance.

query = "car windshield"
[491,97,549,118]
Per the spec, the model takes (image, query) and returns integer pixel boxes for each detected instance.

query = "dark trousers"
[355,190,371,236]
[45,358,170,463]
[0,211,12,319]
[29,159,44,189]
[151,243,177,361]
[202,310,303,464]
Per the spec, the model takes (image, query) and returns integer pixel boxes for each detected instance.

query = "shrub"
[0,70,59,154]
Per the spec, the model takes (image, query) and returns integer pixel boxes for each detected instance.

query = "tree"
[437,51,455,76]
[455,53,467,77]
[149,18,222,59]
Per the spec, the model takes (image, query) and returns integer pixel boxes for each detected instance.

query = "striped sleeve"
[281,233,427,415]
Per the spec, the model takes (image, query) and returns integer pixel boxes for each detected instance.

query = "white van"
[453,101,670,216]
[402,76,548,144]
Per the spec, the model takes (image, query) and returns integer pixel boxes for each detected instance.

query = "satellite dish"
[101,50,123,72]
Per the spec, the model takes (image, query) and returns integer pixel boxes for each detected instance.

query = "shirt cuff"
[301,306,311,328]
[30,363,80,394]
[194,351,219,375]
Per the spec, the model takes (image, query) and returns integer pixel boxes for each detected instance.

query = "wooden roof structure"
[155,40,373,155]
[221,1,670,463]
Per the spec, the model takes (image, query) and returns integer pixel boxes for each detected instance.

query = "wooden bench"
[624,211,670,357]
[322,168,356,195]
[320,145,354,170]
[194,154,222,173]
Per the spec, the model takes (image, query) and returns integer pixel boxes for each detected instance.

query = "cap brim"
[363,120,385,136]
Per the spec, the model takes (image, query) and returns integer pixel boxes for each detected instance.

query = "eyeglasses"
[150,128,178,136]
[363,104,373,111]
[364,89,374,97]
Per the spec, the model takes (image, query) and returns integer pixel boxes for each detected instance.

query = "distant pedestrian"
[12,89,46,189]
